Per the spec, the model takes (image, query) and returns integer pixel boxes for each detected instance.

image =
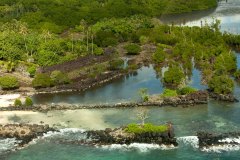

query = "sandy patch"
[0,94,21,107]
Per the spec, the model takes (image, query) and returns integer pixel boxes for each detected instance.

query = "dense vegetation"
[0,75,19,90]
[0,0,217,32]
[125,123,168,134]
[0,0,238,96]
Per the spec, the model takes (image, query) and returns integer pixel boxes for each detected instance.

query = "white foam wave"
[202,144,240,153]
[202,137,240,153]
[43,128,86,138]
[100,143,176,152]
[0,138,21,153]
[219,137,240,144]
[177,136,199,149]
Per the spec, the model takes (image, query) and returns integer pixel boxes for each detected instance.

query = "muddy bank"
[208,92,239,102]
[0,124,55,147]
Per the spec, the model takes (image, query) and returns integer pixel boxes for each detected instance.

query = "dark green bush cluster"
[208,75,234,94]
[14,99,22,107]
[32,71,70,88]
[234,70,240,80]
[14,97,33,107]
[32,73,54,89]
[163,66,185,86]
[108,59,124,70]
[177,87,197,95]
[50,70,70,85]
[124,44,141,55]
[125,123,168,134]
[0,76,19,90]
[152,47,166,64]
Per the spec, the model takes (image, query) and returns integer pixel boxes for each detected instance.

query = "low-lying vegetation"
[125,123,168,134]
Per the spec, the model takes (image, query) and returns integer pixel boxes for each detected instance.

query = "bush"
[50,70,70,85]
[152,47,166,64]
[208,75,234,94]
[0,76,19,90]
[32,73,53,88]
[27,66,37,77]
[109,59,124,70]
[138,88,149,102]
[177,86,197,95]
[163,66,185,86]
[124,44,141,55]
[162,89,178,97]
[14,99,22,107]
[125,123,168,134]
[234,70,240,80]
[25,97,33,106]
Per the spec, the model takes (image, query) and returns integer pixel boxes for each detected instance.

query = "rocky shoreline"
[197,131,240,148]
[85,126,178,146]
[0,91,209,112]
[0,124,55,147]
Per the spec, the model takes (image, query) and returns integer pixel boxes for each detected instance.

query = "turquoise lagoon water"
[2,0,240,159]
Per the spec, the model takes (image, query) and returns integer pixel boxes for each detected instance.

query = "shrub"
[27,66,37,77]
[177,86,197,95]
[162,89,178,97]
[24,97,33,106]
[0,76,19,90]
[208,75,234,94]
[152,47,166,64]
[50,70,70,85]
[138,88,149,102]
[109,59,124,70]
[125,123,168,134]
[14,99,22,107]
[32,73,53,88]
[124,44,141,55]
[163,66,185,86]
[234,70,240,80]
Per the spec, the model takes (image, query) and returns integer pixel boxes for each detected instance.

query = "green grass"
[125,123,168,134]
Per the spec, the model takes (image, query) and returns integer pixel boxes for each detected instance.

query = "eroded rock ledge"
[0,124,55,146]
[197,131,240,148]
[85,126,178,146]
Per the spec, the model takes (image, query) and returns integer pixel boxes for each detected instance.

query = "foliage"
[0,75,19,90]
[138,88,149,102]
[125,123,168,134]
[208,75,234,94]
[234,70,240,80]
[32,73,53,89]
[50,70,70,85]
[163,66,185,86]
[27,66,37,77]
[162,89,178,97]
[14,99,22,107]
[108,59,124,70]
[177,86,197,95]
[24,97,33,106]
[124,44,141,55]
[152,47,166,64]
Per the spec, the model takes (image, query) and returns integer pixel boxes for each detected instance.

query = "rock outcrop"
[86,126,178,146]
[208,92,239,102]
[0,124,55,146]
[197,131,240,148]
